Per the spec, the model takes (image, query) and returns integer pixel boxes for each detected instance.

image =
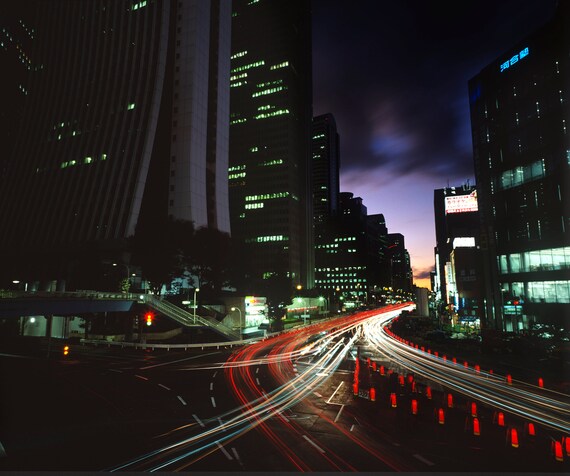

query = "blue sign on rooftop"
[500,47,529,72]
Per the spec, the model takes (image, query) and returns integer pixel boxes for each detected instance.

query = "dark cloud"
[312,0,558,182]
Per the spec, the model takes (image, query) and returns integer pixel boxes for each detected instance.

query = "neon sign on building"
[445,190,478,215]
[500,47,529,72]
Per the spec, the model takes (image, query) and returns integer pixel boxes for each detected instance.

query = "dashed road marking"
[140,352,220,370]
[256,367,259,374]
[256,378,261,385]
[0,441,6,457]
[313,392,322,397]
[211,396,217,408]
[413,454,435,466]
[177,396,187,406]
[210,382,214,391]
[231,447,241,461]
[158,383,171,391]
[303,435,325,454]
[326,381,344,404]
[216,442,233,460]
[135,374,148,381]
[193,414,205,427]
[334,405,345,423]
[350,424,355,432]
[109,369,123,373]
[213,371,218,378]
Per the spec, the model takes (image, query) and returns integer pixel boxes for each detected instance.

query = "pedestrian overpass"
[0,290,239,341]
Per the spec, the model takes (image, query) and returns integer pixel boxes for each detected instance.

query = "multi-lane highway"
[1,303,568,471]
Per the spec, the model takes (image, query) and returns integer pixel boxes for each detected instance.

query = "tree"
[184,227,232,299]
[129,216,194,294]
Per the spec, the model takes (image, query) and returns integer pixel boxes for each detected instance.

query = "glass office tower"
[469,2,569,330]
[229,0,314,292]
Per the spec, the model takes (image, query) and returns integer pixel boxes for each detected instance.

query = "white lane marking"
[350,424,355,432]
[109,369,123,373]
[413,454,435,466]
[313,392,322,397]
[177,396,187,406]
[334,405,345,423]
[211,396,217,408]
[193,414,205,427]
[326,381,344,404]
[256,378,261,385]
[216,441,233,460]
[213,371,218,378]
[256,368,259,374]
[158,383,171,391]
[0,440,6,457]
[393,442,401,447]
[140,352,220,370]
[279,411,289,422]
[210,382,214,391]
[231,447,240,461]
[135,374,148,381]
[303,435,325,454]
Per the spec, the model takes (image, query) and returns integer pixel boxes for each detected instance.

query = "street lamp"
[193,288,200,323]
[231,307,242,339]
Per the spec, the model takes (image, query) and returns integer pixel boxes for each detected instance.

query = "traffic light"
[63,345,70,356]
[145,312,154,326]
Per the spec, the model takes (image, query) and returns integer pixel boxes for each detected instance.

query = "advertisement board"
[445,190,478,214]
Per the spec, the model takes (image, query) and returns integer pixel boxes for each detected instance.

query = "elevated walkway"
[0,290,240,341]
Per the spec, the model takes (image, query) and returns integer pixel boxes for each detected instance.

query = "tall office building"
[229,0,313,291]
[469,2,569,331]
[387,233,413,294]
[433,185,482,325]
[0,0,231,289]
[0,1,37,181]
[312,113,340,224]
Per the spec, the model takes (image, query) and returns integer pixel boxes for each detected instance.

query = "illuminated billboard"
[445,190,478,215]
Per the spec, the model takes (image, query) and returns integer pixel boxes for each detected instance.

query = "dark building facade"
[229,0,314,293]
[0,0,231,290]
[312,113,340,224]
[386,233,413,295]
[315,192,368,304]
[433,185,481,318]
[469,2,569,331]
[0,2,37,182]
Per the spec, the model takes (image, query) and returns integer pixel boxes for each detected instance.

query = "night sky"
[312,0,559,289]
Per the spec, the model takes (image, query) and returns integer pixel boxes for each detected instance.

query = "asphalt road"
[0,319,569,472]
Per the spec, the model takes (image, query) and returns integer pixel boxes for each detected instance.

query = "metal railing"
[142,295,240,341]
[80,335,262,351]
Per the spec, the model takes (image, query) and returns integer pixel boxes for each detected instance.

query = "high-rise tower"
[469,2,569,331]
[0,0,231,289]
[229,0,313,292]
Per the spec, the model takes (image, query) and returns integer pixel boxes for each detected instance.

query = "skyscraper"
[433,185,482,326]
[0,1,37,182]
[0,0,231,289]
[229,0,313,292]
[469,2,569,331]
[312,113,340,224]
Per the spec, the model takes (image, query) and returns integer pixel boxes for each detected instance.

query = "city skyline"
[312,0,559,289]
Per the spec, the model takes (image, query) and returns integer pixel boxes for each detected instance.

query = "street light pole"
[231,307,242,339]
[193,288,200,324]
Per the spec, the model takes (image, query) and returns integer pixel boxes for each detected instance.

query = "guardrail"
[0,289,142,300]
[80,334,267,351]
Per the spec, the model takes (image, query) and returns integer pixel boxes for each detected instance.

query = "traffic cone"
[473,417,481,436]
